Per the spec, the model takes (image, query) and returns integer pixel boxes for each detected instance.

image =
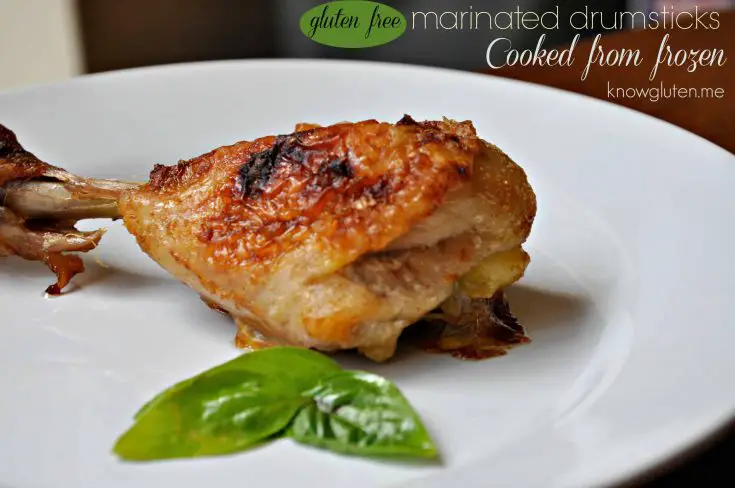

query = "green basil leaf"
[114,369,308,460]
[289,371,438,459]
[133,347,341,419]
[114,348,439,462]
[114,347,342,461]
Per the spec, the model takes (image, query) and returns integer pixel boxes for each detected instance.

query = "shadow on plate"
[0,256,171,296]
[504,285,592,332]
[335,284,593,370]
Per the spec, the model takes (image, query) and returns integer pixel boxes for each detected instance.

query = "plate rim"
[0,58,731,160]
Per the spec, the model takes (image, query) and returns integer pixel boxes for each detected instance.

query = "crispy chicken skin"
[118,116,536,361]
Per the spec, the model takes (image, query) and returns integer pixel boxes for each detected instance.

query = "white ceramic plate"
[1,60,733,488]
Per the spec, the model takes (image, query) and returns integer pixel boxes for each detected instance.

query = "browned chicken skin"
[1,116,537,361]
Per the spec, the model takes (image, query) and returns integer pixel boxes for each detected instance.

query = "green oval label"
[300,1,406,49]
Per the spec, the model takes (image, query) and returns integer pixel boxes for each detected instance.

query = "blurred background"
[0,0,733,91]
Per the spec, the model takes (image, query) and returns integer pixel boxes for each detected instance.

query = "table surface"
[489,11,734,487]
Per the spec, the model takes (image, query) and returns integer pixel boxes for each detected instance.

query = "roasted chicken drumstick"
[0,124,138,294]
[1,116,536,361]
